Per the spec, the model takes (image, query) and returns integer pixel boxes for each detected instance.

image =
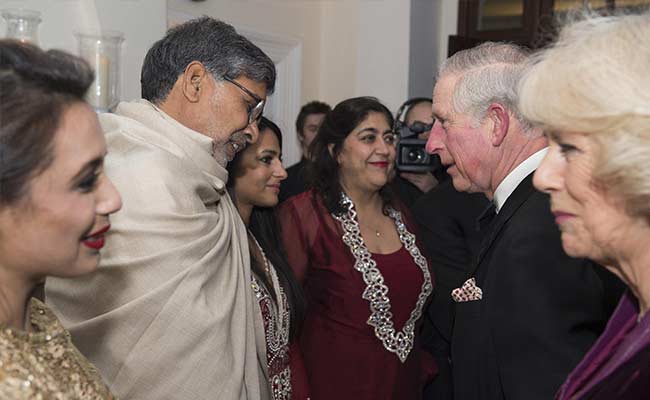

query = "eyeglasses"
[223,76,265,125]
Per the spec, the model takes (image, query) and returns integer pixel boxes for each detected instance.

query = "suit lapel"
[469,172,538,278]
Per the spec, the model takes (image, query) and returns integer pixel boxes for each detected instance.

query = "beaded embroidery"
[0,299,115,399]
[250,234,292,400]
[332,193,433,362]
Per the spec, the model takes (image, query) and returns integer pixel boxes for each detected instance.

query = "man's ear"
[327,143,336,160]
[181,61,208,103]
[487,103,509,146]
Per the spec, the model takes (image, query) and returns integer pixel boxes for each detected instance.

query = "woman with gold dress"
[0,40,122,399]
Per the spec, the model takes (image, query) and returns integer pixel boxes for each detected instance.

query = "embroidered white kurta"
[45,99,270,400]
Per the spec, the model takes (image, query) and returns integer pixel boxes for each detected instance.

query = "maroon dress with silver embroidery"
[278,190,436,400]
[251,273,292,399]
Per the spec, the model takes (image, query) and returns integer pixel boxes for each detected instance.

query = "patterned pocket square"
[451,277,483,302]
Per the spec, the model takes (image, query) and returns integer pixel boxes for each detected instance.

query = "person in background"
[279,101,331,203]
[394,97,440,207]
[279,96,435,399]
[425,41,623,400]
[45,17,276,400]
[0,40,122,399]
[226,116,308,399]
[519,12,650,399]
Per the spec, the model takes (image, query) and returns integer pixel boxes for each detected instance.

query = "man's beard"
[212,141,228,167]
[212,131,248,167]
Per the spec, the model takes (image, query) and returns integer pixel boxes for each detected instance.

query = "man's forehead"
[304,113,326,126]
[405,102,433,124]
[433,74,458,100]
[432,74,459,115]
[305,113,326,121]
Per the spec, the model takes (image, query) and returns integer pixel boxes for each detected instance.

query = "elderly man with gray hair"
[46,17,276,400]
[425,42,623,400]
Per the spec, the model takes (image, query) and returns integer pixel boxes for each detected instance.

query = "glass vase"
[75,31,125,112]
[2,8,41,44]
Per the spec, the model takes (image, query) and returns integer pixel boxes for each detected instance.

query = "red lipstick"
[369,161,389,168]
[83,225,110,250]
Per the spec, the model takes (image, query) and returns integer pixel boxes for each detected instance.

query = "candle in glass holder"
[75,31,124,112]
[88,53,111,110]
[1,9,41,44]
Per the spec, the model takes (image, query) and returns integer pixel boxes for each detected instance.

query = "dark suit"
[452,173,624,400]
[393,175,425,208]
[279,158,308,203]
[414,181,489,400]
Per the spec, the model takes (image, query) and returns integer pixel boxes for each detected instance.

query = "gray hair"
[141,17,276,104]
[439,42,534,134]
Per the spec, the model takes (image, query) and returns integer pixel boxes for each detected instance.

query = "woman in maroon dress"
[279,97,436,399]
[227,117,308,399]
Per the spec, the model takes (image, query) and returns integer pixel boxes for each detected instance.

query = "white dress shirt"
[493,148,548,213]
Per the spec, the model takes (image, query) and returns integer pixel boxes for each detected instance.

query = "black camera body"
[396,137,437,172]
[393,97,439,172]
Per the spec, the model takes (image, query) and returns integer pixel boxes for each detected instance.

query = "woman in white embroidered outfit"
[227,117,308,399]
[0,40,121,398]
[279,96,436,399]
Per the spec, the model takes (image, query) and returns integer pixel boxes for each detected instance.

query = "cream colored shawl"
[45,100,270,400]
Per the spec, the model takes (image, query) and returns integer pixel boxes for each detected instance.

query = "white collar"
[493,147,548,213]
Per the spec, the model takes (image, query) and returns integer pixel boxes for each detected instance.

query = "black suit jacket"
[451,173,623,400]
[414,181,489,400]
[279,158,308,203]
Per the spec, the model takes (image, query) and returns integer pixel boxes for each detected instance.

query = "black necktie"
[475,202,497,232]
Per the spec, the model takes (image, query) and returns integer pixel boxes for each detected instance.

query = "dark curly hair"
[307,96,396,215]
[0,40,94,205]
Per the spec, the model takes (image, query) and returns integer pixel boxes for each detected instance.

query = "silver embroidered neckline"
[332,193,433,362]
[249,232,291,355]
[249,232,292,399]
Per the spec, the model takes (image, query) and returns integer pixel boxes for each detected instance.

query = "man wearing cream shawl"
[45,17,276,400]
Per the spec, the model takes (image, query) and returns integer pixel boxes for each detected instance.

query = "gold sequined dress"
[0,298,115,399]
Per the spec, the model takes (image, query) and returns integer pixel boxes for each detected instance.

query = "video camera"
[393,98,439,172]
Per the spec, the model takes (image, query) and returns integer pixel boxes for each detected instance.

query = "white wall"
[436,0,459,65]
[318,0,360,106]
[356,0,411,112]
[0,0,167,103]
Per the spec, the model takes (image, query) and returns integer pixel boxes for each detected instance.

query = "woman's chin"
[561,234,591,259]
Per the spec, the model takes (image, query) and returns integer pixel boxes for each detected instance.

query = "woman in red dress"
[279,97,436,399]
[227,117,308,399]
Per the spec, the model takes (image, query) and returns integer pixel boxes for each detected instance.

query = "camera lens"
[407,148,424,163]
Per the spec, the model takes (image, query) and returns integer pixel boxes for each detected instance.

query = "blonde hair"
[518,12,650,220]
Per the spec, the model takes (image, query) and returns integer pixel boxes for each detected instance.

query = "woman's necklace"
[249,232,291,399]
[332,192,433,363]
